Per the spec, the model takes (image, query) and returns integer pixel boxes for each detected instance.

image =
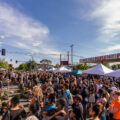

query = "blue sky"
[0,0,120,66]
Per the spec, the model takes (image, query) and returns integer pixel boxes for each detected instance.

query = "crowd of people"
[0,70,120,120]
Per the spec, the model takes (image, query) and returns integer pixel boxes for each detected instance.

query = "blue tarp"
[67,69,82,75]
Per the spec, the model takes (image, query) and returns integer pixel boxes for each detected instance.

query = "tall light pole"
[70,44,74,65]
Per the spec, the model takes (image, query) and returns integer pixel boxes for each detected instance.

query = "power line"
[7,50,85,58]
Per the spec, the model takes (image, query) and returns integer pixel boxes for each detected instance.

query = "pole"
[67,51,69,65]
[60,54,61,66]
[31,55,34,71]
[70,44,74,65]
[32,55,34,61]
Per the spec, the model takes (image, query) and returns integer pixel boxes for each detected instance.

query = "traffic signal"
[1,49,6,56]
[32,65,34,69]
[16,60,18,64]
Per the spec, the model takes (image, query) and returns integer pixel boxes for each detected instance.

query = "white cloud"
[0,2,60,57]
[0,35,5,39]
[100,45,120,53]
[0,41,3,45]
[32,42,41,47]
[90,0,120,43]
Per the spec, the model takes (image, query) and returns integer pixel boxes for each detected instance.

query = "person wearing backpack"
[2,95,26,120]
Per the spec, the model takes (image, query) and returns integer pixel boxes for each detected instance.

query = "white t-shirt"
[26,115,39,120]
[97,84,103,93]
[11,72,15,78]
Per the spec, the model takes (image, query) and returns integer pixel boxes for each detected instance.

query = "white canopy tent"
[47,67,56,72]
[55,66,72,73]
[107,69,120,78]
[83,64,113,75]
[37,68,43,71]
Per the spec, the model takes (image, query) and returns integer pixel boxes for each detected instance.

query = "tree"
[73,63,89,70]
[83,63,89,70]
[27,60,37,70]
[54,64,60,68]
[103,62,110,67]
[17,63,29,70]
[0,58,9,70]
[40,59,52,65]
[16,60,37,70]
[111,64,120,70]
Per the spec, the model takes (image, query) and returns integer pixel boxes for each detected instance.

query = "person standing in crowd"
[62,83,70,107]
[88,83,96,108]
[26,101,39,120]
[2,95,26,120]
[109,90,120,120]
[89,103,102,120]
[44,87,55,106]
[81,85,89,120]
[47,98,67,120]
[44,94,56,111]
[96,89,107,120]
[70,95,83,120]
[30,85,43,117]
[31,85,43,104]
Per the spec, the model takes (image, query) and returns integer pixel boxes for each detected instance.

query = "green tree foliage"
[112,64,120,70]
[27,60,37,69]
[73,63,89,70]
[83,63,89,70]
[17,63,29,70]
[54,64,60,68]
[0,58,9,70]
[103,62,110,67]
[16,60,37,70]
[40,59,52,65]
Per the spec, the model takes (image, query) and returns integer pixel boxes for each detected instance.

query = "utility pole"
[67,51,69,65]
[32,55,34,61]
[70,44,74,65]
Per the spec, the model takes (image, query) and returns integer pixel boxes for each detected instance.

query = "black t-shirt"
[72,103,83,120]
[2,109,26,120]
[81,88,89,99]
